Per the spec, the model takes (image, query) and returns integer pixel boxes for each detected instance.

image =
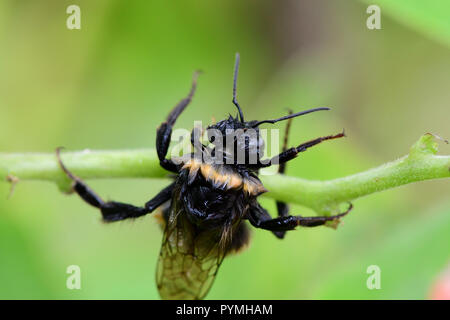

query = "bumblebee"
[56,53,352,300]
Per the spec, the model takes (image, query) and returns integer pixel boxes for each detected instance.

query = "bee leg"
[247,202,285,239]
[56,148,174,222]
[274,110,293,239]
[156,71,201,172]
[248,202,353,232]
[255,131,345,169]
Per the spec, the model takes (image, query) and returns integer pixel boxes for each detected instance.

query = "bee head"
[205,115,263,163]
[205,107,329,166]
[202,53,330,166]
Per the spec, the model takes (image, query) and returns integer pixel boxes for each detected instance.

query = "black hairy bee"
[56,53,352,300]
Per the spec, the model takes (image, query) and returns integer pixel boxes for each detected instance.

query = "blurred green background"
[0,0,449,299]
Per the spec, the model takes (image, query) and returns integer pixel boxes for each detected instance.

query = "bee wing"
[156,201,226,300]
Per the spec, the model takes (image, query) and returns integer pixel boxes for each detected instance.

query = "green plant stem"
[0,134,449,215]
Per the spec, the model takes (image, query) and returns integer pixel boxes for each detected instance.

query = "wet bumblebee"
[56,53,352,300]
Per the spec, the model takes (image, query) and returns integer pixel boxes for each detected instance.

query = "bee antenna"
[252,107,330,127]
[232,52,245,123]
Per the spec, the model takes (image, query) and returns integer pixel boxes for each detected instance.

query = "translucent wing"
[156,198,227,300]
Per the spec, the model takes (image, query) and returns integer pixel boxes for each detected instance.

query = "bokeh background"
[0,0,449,299]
